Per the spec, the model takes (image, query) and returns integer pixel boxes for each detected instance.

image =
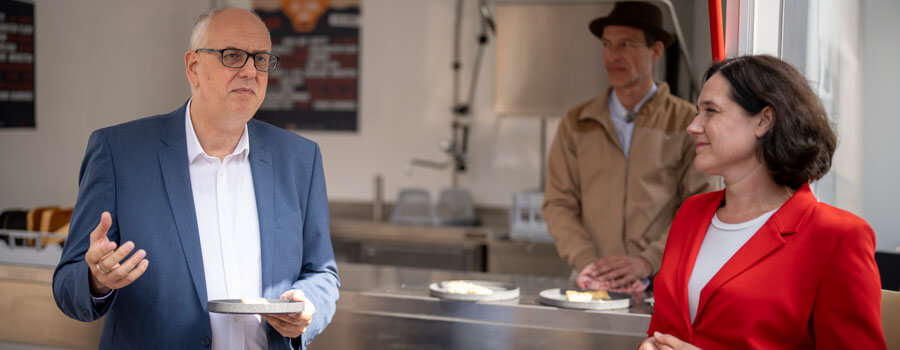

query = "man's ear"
[755,106,775,137]
[185,51,200,88]
[649,40,664,63]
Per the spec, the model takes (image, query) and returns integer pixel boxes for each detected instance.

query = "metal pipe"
[539,117,547,191]
[373,174,384,222]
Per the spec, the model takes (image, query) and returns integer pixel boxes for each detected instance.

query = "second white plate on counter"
[538,288,632,310]
[429,280,520,302]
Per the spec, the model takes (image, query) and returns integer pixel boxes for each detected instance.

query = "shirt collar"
[609,82,658,121]
[185,98,250,164]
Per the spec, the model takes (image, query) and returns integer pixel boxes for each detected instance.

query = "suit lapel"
[248,121,276,297]
[157,102,208,310]
[692,184,816,323]
[675,191,722,332]
[693,217,785,321]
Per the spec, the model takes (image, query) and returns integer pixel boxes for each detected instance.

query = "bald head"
[189,7,270,50]
[184,6,272,131]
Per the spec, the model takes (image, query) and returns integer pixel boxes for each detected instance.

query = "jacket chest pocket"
[275,209,304,274]
[276,209,302,230]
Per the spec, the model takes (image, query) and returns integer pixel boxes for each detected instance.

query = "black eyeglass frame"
[195,48,280,72]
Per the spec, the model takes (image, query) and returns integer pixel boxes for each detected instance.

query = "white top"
[186,100,267,350]
[607,82,657,159]
[687,207,779,323]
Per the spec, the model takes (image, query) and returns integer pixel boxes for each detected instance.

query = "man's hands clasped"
[576,255,652,293]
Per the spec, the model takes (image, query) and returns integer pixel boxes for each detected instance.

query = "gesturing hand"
[262,290,315,338]
[84,212,149,296]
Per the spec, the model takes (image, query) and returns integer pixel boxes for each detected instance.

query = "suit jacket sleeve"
[543,115,598,271]
[812,221,886,349]
[52,130,120,321]
[291,144,340,348]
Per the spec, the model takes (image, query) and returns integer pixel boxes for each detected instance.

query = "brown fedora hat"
[589,1,674,47]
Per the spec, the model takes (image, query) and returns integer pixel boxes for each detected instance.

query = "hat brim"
[589,18,674,47]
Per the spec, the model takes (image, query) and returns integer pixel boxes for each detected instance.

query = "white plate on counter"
[538,288,631,310]
[429,280,520,302]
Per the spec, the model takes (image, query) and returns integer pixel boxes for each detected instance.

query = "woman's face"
[687,73,771,178]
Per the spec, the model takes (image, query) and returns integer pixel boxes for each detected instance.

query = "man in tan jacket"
[543,1,715,293]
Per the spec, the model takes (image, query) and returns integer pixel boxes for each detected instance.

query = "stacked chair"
[0,209,28,244]
[0,206,72,248]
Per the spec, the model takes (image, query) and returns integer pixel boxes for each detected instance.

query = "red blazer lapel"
[675,190,723,333]
[693,219,785,321]
[692,184,817,323]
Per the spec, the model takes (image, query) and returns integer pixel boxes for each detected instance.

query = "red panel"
[708,0,725,62]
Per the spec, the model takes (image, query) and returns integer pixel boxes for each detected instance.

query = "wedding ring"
[96,263,111,274]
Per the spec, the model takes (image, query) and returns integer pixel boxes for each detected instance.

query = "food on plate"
[240,297,270,304]
[445,280,494,295]
[565,289,610,302]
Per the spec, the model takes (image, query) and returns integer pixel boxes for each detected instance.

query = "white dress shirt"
[186,100,267,350]
[608,82,657,159]
[687,207,779,323]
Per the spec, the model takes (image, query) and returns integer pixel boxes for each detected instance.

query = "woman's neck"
[718,164,794,224]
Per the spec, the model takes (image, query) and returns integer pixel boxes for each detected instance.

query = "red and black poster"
[254,0,359,131]
[0,0,34,128]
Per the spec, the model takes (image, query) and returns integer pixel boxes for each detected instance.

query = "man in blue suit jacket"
[52,7,339,349]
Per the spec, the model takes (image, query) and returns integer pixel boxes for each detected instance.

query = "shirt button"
[201,336,211,347]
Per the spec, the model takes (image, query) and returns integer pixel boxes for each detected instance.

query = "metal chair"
[39,208,73,248]
[24,206,58,247]
[0,209,28,245]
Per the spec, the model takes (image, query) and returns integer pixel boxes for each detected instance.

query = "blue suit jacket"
[53,102,340,349]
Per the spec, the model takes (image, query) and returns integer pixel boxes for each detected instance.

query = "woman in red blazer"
[639,55,885,349]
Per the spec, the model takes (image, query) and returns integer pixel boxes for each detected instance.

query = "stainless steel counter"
[328,200,573,277]
[311,263,652,349]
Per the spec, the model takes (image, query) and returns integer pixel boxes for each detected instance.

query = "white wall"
[307,0,706,208]
[255,0,707,208]
[0,0,546,210]
[861,0,900,251]
[0,0,710,213]
[305,0,543,207]
[0,0,205,210]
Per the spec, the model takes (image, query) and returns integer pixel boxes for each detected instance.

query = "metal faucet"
[406,138,463,187]
[373,174,384,222]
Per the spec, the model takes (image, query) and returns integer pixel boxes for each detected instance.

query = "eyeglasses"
[195,48,280,72]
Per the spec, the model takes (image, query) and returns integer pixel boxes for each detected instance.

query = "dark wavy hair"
[703,55,836,190]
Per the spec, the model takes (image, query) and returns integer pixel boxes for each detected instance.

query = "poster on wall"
[0,0,34,128]
[253,0,360,131]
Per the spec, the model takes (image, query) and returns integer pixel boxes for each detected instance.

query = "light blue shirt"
[607,83,657,159]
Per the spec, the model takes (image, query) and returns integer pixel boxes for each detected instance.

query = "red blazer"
[649,184,885,349]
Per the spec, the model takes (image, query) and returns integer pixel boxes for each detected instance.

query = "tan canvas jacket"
[543,82,716,274]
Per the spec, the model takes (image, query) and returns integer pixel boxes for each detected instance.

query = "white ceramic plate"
[538,288,632,310]
[429,280,520,302]
[208,299,304,314]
